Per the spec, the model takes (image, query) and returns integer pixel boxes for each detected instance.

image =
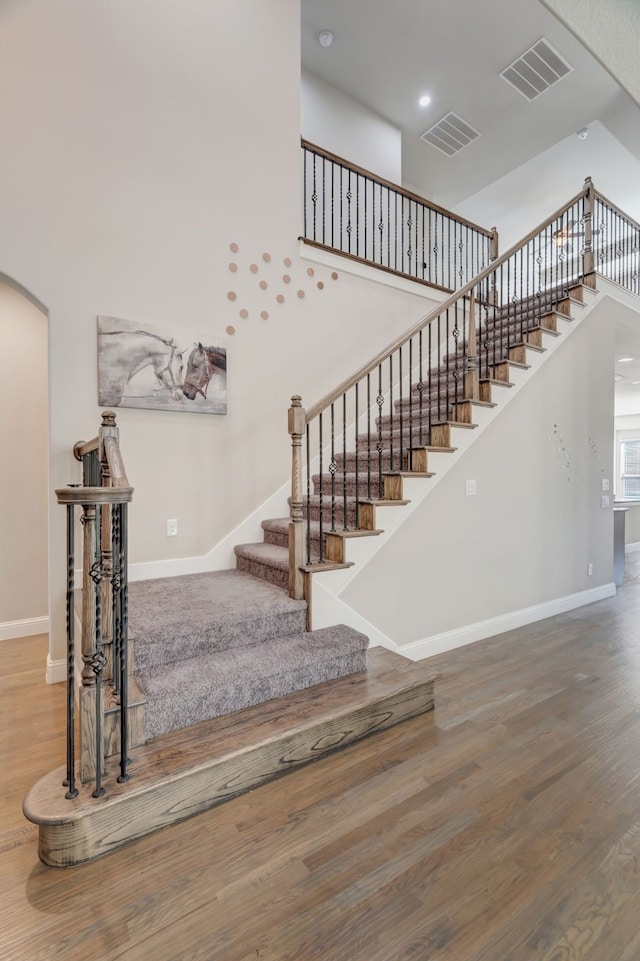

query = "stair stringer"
[305,285,603,644]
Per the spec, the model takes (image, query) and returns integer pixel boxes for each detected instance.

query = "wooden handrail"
[594,188,640,233]
[55,485,134,505]
[304,181,590,423]
[103,436,129,488]
[302,139,496,240]
[74,437,99,461]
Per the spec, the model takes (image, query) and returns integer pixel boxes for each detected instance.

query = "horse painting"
[98,320,185,409]
[183,343,227,410]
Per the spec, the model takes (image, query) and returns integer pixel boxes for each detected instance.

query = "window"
[620,439,640,498]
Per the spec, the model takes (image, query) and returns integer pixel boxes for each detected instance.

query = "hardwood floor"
[4,560,640,960]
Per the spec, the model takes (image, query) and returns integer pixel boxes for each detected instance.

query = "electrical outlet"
[601,495,610,509]
[588,562,593,576]
[166,518,178,536]
[466,479,477,496]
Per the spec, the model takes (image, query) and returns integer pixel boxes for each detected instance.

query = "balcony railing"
[301,140,498,292]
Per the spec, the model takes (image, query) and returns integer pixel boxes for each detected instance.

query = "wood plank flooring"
[4,560,640,959]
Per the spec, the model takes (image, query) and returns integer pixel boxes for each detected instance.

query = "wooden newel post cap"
[101,410,117,428]
[288,395,305,435]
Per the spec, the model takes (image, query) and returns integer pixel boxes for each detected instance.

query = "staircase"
[232,281,593,596]
[25,173,638,867]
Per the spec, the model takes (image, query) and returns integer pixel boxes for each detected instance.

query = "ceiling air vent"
[500,38,572,101]
[420,112,480,157]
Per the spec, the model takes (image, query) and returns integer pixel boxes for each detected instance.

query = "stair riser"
[235,555,288,591]
[312,476,384,499]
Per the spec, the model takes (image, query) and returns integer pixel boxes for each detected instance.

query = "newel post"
[464,288,480,401]
[490,226,499,262]
[288,395,306,600]
[583,176,595,279]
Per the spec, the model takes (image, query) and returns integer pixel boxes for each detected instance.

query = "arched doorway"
[0,275,49,641]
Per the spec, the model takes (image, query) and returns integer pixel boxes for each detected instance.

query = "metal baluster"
[342,393,347,531]
[355,384,360,529]
[92,504,105,799]
[367,373,372,501]
[398,347,404,473]
[418,329,424,448]
[377,365,384,500]
[330,403,336,531]
[322,155,326,246]
[117,502,130,784]
[408,338,413,468]
[318,414,324,563]
[389,355,395,474]
[306,425,312,565]
[303,146,308,239]
[64,502,78,799]
[312,152,317,241]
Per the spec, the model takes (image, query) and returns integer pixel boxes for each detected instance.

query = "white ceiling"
[301,0,640,415]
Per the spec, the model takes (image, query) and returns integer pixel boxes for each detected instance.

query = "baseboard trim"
[0,616,49,642]
[398,583,617,662]
[46,656,67,685]
[625,541,640,554]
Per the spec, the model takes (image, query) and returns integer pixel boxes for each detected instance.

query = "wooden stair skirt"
[23,648,438,867]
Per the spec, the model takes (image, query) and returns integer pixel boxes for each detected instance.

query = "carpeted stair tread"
[137,625,369,740]
[129,569,307,672]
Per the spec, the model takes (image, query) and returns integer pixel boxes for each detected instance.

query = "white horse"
[98,328,184,407]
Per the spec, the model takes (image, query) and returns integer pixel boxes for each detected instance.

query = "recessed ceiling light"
[632,381,640,385]
[576,126,589,141]
[318,30,333,47]
[418,94,431,107]
[618,357,634,363]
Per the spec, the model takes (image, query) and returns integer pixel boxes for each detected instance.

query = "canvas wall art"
[97,316,227,414]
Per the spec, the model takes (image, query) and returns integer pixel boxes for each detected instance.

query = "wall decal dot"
[306,267,315,277]
[297,289,305,299]
[229,262,238,272]
[276,294,285,304]
[227,291,237,301]
[282,274,291,284]
[259,280,268,290]
[226,325,236,335]
[331,271,338,280]
[261,310,269,320]
[284,257,292,267]
[250,263,259,273]
[239,309,249,319]
[317,281,324,290]
[229,242,239,253]
[262,252,271,263]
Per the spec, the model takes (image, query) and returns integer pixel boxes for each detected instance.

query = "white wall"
[301,71,402,183]
[340,297,616,648]
[0,281,48,630]
[0,0,437,673]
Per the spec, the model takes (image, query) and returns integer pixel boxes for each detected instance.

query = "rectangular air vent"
[420,112,481,157]
[500,38,572,101]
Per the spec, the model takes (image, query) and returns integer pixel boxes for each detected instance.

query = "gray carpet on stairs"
[129,569,369,741]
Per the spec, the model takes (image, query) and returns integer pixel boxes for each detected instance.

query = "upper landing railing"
[56,411,133,799]
[301,139,498,292]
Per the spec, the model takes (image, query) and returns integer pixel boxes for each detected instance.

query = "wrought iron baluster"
[398,348,404,473]
[318,414,324,562]
[64,502,78,799]
[306,425,312,565]
[389,355,395,473]
[342,393,347,531]
[377,365,384,500]
[330,403,336,531]
[354,385,360,529]
[117,502,130,783]
[92,504,105,799]
[366,373,372,501]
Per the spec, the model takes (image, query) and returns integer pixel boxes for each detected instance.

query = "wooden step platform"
[23,648,438,868]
